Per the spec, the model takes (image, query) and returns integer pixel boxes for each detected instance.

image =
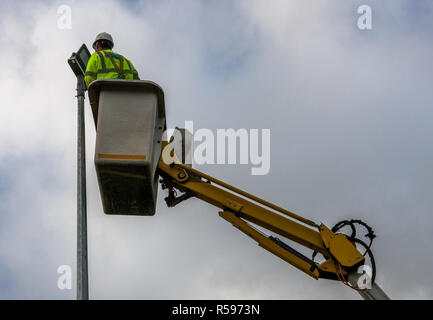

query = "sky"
[0,0,432,299]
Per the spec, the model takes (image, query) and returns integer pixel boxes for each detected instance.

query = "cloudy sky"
[0,0,432,299]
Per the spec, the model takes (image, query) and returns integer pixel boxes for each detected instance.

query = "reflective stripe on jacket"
[84,49,140,87]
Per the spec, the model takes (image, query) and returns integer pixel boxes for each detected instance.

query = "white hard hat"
[92,32,114,49]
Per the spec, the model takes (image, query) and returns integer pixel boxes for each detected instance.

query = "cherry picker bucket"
[88,79,166,215]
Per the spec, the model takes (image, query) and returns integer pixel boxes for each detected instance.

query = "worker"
[85,32,140,87]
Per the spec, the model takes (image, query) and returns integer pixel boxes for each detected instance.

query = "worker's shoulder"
[102,49,121,57]
[96,49,135,66]
[108,49,121,55]
[89,50,118,59]
[114,51,135,66]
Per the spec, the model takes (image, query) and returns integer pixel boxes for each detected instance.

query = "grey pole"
[76,75,89,300]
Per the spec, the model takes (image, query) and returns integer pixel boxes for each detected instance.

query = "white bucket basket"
[88,79,166,215]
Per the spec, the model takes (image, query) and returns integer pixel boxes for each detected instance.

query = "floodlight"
[68,44,91,77]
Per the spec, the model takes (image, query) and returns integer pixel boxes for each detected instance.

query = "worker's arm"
[133,67,140,80]
[131,63,140,80]
[129,60,140,80]
[84,52,100,87]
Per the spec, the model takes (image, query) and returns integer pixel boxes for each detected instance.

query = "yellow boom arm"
[157,141,366,282]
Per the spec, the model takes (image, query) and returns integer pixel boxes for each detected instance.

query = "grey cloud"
[0,0,432,299]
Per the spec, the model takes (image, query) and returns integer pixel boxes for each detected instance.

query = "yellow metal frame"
[157,142,365,281]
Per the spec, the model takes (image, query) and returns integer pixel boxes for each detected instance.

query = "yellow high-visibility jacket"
[84,49,140,87]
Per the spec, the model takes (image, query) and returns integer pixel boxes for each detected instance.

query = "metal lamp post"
[68,44,91,300]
